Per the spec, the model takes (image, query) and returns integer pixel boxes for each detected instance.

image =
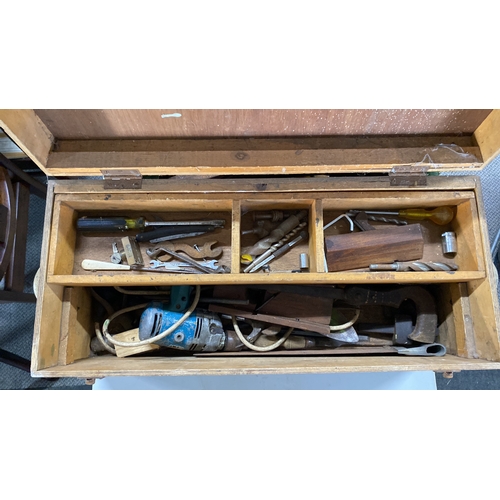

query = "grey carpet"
[1,154,500,390]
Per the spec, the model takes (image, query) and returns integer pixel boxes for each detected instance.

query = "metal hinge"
[101,169,142,189]
[389,165,428,187]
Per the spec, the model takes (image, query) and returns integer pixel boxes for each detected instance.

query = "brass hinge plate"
[102,169,142,189]
[389,165,428,187]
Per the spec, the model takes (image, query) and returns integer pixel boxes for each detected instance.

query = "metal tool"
[150,259,220,271]
[242,220,275,238]
[243,222,307,273]
[81,259,201,273]
[355,314,414,346]
[111,242,124,264]
[358,207,455,225]
[145,231,210,244]
[77,216,225,232]
[149,246,229,274]
[369,262,458,272]
[246,284,438,344]
[139,297,226,352]
[441,231,457,257]
[245,210,308,256]
[299,253,309,272]
[136,226,217,243]
[393,343,446,356]
[249,231,308,273]
[346,210,408,226]
[196,343,447,357]
[252,210,288,222]
[147,241,222,260]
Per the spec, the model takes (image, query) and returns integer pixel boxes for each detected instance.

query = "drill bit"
[369,262,459,272]
[243,222,307,273]
[366,215,408,225]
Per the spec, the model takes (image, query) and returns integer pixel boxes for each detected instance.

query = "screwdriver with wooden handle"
[361,207,455,225]
[76,216,225,232]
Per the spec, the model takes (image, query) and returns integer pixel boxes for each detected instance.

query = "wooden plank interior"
[460,179,500,361]
[58,287,92,365]
[46,270,486,287]
[32,353,500,378]
[448,283,476,358]
[51,175,480,195]
[35,283,65,369]
[34,110,493,139]
[32,181,60,371]
[53,135,480,152]
[310,200,324,273]
[44,146,483,176]
[473,109,500,167]
[0,110,54,173]
[453,200,483,272]
[231,200,241,273]
[47,201,77,276]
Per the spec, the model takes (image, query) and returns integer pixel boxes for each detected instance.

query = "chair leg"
[5,181,30,292]
[0,348,31,372]
[0,290,36,303]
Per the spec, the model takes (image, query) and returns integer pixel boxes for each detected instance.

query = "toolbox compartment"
[1,109,499,378]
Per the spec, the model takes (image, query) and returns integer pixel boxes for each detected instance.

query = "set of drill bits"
[241,210,310,273]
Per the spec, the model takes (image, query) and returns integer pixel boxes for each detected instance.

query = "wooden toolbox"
[1,109,500,379]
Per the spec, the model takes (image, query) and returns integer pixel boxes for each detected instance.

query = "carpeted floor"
[1,155,500,390]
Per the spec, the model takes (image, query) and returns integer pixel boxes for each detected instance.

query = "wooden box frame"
[1,109,499,379]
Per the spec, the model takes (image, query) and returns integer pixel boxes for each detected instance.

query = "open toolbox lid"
[0,109,499,179]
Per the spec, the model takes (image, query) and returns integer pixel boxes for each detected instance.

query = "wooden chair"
[0,153,47,371]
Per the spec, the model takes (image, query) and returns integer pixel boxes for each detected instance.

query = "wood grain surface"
[325,224,425,272]
[34,109,492,139]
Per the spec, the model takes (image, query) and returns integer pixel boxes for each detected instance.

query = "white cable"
[232,316,294,352]
[104,285,201,348]
[94,322,116,354]
[329,308,360,331]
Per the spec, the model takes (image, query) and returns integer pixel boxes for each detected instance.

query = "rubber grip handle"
[136,225,215,243]
[77,217,131,232]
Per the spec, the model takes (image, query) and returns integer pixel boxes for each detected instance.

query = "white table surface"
[94,371,437,390]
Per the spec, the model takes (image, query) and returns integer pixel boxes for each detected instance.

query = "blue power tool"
[138,286,226,352]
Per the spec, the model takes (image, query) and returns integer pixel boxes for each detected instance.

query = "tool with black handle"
[76,216,225,232]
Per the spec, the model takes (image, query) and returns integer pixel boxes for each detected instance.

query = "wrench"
[149,259,220,270]
[149,246,229,274]
[148,241,222,261]
[393,343,447,356]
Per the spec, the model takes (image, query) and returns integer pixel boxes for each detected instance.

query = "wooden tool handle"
[82,259,131,271]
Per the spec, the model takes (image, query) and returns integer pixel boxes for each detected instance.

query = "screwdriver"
[76,216,225,232]
[361,207,455,225]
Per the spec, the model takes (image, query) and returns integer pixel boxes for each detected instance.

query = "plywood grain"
[32,353,500,378]
[35,109,493,139]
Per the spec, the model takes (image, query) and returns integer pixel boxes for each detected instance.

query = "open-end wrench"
[393,343,446,356]
[149,246,230,274]
[148,241,223,261]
